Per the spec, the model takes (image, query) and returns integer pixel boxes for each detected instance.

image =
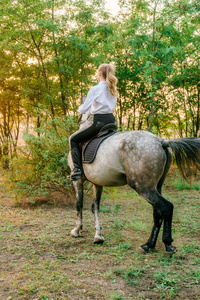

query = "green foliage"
[0,0,199,197]
[9,116,77,201]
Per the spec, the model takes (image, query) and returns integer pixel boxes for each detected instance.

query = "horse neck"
[79,111,93,129]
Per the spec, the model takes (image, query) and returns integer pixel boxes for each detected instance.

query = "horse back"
[82,131,166,188]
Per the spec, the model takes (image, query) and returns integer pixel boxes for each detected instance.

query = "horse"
[68,109,200,254]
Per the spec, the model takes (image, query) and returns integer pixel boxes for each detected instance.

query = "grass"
[0,168,200,299]
[172,175,200,190]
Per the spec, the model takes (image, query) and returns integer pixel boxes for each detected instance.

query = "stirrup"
[68,168,82,181]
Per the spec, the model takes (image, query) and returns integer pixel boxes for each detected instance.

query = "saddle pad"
[82,131,116,164]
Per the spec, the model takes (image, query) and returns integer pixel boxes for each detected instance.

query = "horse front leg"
[141,207,163,253]
[92,185,104,244]
[71,180,83,238]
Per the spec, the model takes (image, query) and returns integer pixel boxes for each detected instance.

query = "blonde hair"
[98,63,119,98]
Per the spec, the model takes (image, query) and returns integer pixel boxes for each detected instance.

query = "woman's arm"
[78,87,94,114]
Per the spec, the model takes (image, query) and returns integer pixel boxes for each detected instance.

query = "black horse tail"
[161,137,200,180]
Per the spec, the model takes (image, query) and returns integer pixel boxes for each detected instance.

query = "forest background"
[0,0,199,201]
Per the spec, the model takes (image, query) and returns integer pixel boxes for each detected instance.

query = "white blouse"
[78,81,117,114]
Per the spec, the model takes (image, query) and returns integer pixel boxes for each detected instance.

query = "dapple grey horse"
[68,109,200,254]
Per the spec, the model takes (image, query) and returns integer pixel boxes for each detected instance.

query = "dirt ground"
[0,169,199,300]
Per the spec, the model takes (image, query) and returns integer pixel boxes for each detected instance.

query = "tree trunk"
[148,0,158,132]
[51,0,67,116]
[182,85,188,137]
[195,86,200,137]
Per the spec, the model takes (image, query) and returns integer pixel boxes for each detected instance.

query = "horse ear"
[81,95,86,104]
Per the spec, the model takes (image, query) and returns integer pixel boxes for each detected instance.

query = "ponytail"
[98,63,119,98]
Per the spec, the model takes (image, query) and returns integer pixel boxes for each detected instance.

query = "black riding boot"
[70,165,82,180]
[69,146,82,181]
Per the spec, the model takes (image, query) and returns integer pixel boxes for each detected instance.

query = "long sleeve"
[78,87,94,114]
[78,81,116,114]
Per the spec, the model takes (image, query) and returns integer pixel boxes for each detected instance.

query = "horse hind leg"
[71,180,83,238]
[140,149,175,253]
[141,190,177,254]
[92,185,105,244]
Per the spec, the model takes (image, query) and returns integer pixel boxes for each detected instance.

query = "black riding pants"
[69,113,116,168]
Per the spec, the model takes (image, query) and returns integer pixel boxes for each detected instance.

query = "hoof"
[140,244,150,253]
[94,235,105,244]
[71,228,80,238]
[138,247,148,254]
[166,244,177,255]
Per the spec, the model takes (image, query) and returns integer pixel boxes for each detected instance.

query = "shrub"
[9,116,78,203]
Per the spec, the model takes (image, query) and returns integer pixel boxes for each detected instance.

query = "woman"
[69,63,118,181]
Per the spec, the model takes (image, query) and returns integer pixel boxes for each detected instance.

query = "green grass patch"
[172,177,200,190]
[0,174,200,299]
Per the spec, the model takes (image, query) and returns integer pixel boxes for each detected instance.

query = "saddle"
[81,123,117,164]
